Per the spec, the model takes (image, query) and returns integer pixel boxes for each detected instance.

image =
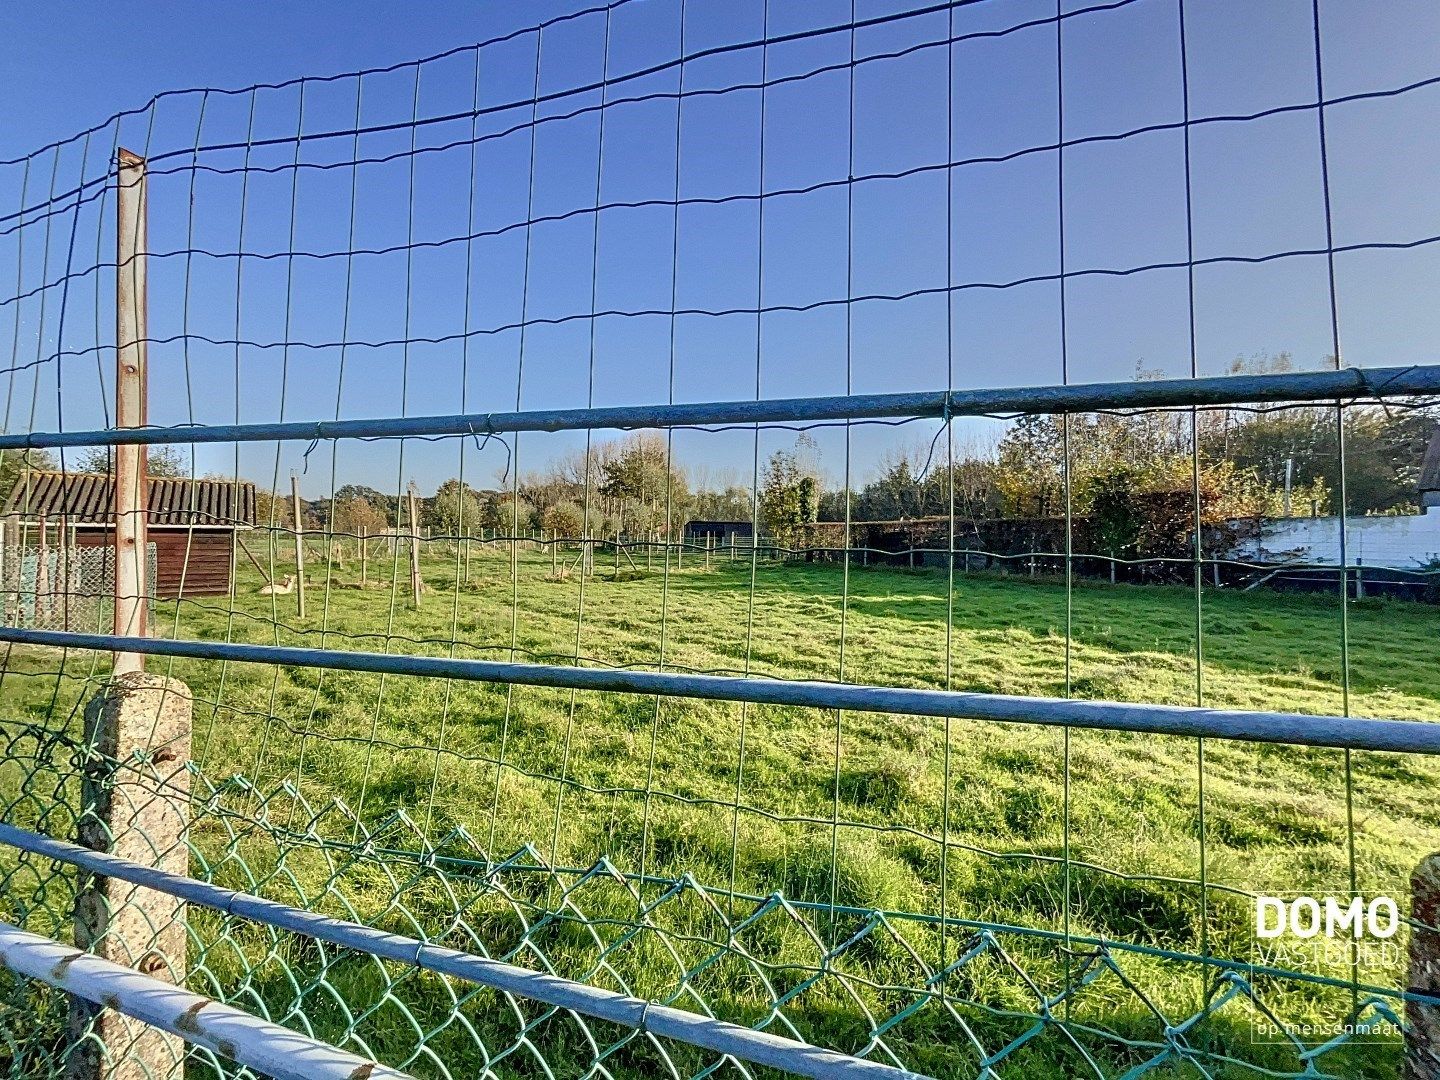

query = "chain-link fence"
[0,540,155,632]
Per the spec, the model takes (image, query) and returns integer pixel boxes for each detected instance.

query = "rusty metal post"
[290,475,306,618]
[1408,854,1440,1079]
[70,672,192,1080]
[113,149,148,675]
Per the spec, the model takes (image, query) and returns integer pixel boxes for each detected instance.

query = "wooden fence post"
[407,486,422,607]
[69,673,193,1080]
[59,513,70,629]
[1409,854,1440,1079]
[290,475,306,618]
[36,515,50,626]
[113,148,148,675]
[359,524,368,585]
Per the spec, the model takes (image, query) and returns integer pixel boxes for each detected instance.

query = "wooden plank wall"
[70,529,234,597]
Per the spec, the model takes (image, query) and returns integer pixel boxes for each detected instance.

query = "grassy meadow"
[2,536,1439,1078]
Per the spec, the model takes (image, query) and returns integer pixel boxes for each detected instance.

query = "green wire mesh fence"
[4,0,1440,1076]
[0,649,1426,1079]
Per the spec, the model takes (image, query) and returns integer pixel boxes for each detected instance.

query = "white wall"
[1232,506,1440,569]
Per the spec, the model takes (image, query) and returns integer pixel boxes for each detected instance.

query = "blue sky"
[1,0,1437,497]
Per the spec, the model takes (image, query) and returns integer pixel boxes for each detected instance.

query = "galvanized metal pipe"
[0,921,412,1080]
[4,626,1438,754]
[0,825,930,1080]
[0,363,1435,451]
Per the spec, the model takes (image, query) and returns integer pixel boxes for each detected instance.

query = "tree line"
[3,356,1431,560]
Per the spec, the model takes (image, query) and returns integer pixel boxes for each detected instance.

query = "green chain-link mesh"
[0,710,1407,1079]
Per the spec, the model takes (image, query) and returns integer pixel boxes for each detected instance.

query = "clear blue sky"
[2,0,1437,498]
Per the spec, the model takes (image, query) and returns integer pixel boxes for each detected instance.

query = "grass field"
[2,537,1438,1077]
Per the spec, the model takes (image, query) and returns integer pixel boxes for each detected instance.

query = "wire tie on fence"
[636,997,655,1035]
[299,425,325,473]
[467,417,512,486]
[913,393,953,485]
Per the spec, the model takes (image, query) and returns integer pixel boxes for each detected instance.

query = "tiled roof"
[2,472,255,527]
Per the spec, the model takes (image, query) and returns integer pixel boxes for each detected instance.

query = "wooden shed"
[2,472,256,598]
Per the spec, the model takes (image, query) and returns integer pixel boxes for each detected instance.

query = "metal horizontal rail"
[4,627,1438,755]
[0,824,929,1080]
[0,921,412,1080]
[1,364,1435,451]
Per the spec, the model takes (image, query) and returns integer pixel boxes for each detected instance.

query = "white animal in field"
[258,574,296,596]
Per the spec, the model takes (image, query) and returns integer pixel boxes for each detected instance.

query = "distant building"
[1230,425,1440,580]
[684,520,753,545]
[1420,425,1440,511]
[3,472,256,597]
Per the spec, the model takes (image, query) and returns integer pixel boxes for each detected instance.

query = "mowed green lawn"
[2,538,1438,1078]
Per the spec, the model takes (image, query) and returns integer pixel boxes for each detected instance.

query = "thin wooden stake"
[113,149,148,675]
[408,487,422,607]
[36,516,50,626]
[59,514,70,629]
[290,475,306,618]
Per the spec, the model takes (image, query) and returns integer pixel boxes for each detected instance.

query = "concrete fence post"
[70,672,193,1080]
[1408,853,1440,1079]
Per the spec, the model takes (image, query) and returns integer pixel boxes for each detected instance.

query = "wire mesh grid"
[0,716,1412,1079]
[2,0,1440,1076]
[0,539,156,631]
